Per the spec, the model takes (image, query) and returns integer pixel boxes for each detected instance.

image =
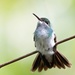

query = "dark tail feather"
[31,53,41,72]
[38,60,44,72]
[42,55,53,68]
[44,65,48,71]
[54,51,71,68]
[38,60,48,72]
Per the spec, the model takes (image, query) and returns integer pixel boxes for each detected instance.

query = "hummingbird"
[31,13,71,72]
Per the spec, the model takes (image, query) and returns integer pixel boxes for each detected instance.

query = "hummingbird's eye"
[45,21,49,24]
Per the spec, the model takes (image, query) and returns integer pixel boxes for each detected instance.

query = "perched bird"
[31,13,71,72]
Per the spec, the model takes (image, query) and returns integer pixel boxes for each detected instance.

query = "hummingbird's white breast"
[36,28,49,40]
[35,31,55,54]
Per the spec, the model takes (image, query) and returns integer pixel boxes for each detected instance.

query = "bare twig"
[0,35,75,68]
[55,35,75,46]
[0,51,39,68]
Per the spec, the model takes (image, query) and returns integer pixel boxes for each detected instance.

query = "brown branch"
[55,35,75,46]
[0,35,75,68]
[0,51,39,68]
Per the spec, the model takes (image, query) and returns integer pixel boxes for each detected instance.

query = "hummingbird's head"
[33,13,50,26]
[40,18,50,26]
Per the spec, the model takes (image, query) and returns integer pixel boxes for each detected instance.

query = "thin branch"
[0,51,39,68]
[0,35,75,68]
[55,35,75,46]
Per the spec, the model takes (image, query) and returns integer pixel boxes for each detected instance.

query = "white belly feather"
[35,30,55,55]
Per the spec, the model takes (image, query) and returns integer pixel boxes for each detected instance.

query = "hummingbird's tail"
[31,51,71,72]
[31,53,52,72]
[53,51,71,69]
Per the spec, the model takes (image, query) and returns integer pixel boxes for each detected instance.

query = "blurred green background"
[0,0,75,75]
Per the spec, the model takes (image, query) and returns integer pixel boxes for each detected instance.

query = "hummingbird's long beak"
[33,13,42,21]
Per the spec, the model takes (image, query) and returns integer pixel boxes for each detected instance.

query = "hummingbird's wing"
[33,35,35,41]
[33,35,36,47]
[54,34,57,43]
